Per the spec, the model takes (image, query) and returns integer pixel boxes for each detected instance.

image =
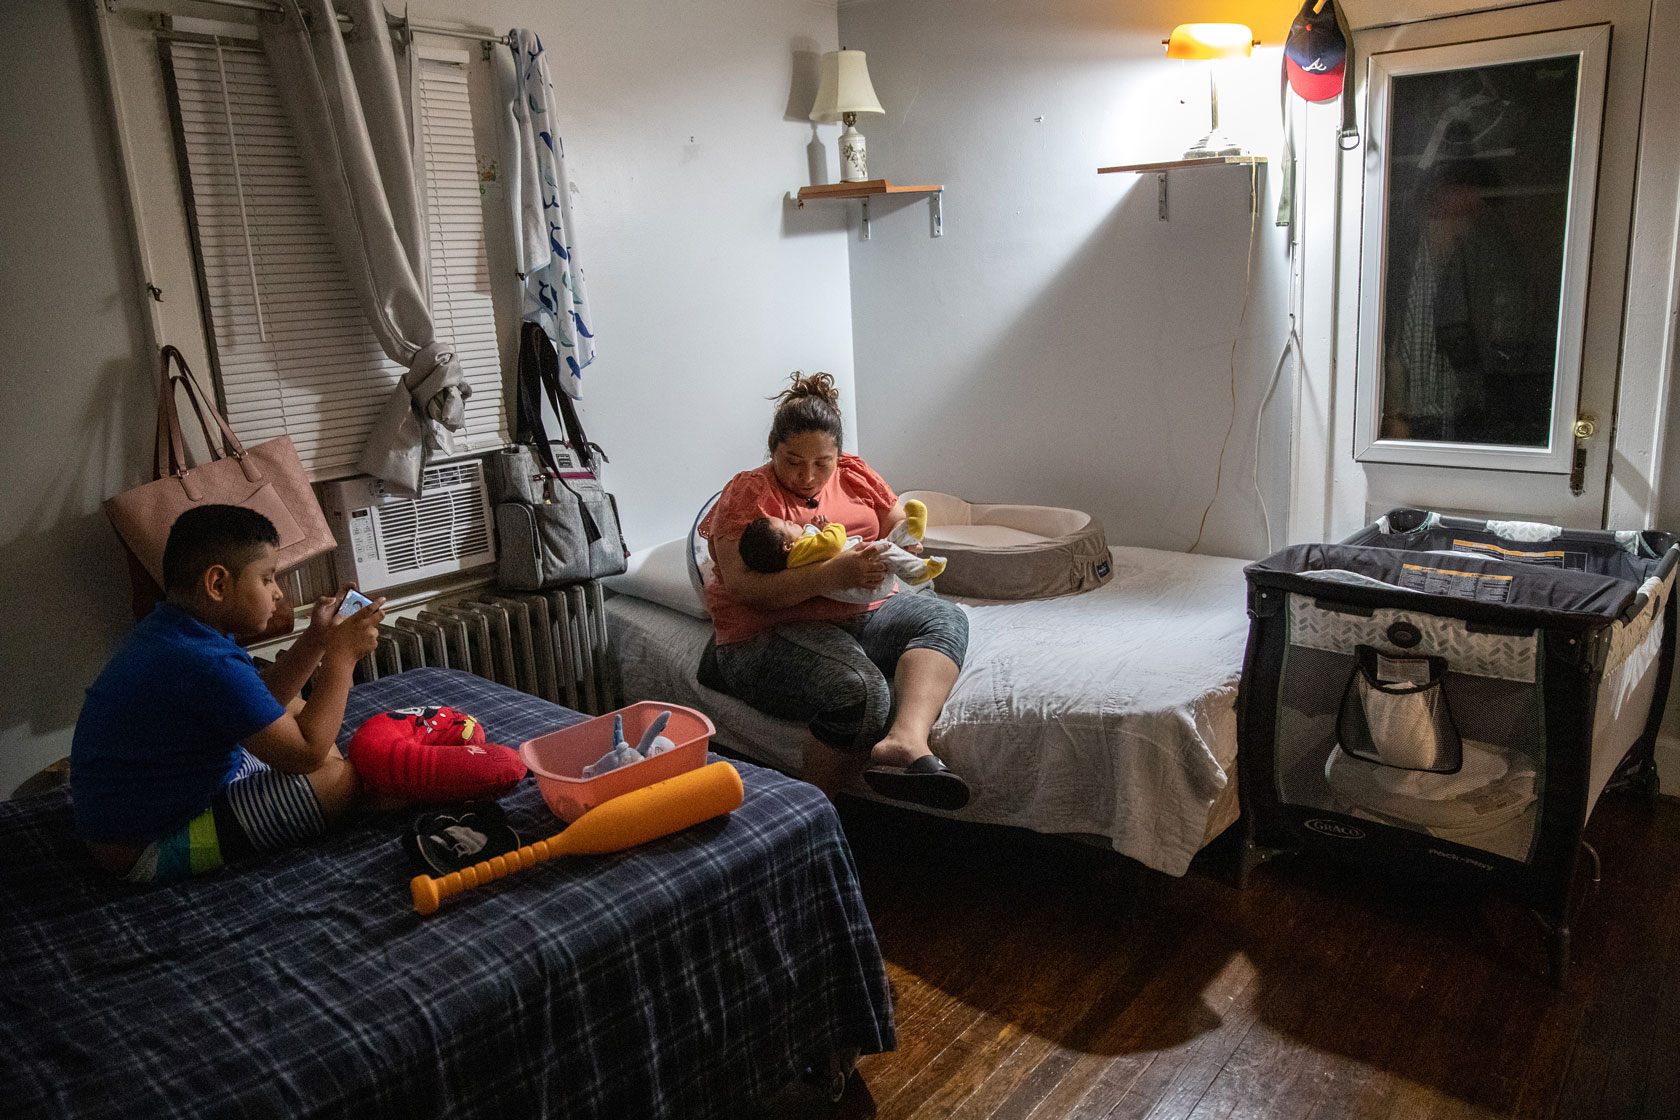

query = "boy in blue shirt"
[72,504,387,884]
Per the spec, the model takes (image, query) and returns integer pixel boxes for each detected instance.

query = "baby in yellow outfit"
[737,499,946,603]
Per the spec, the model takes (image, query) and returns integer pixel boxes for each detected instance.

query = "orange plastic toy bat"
[411,760,744,915]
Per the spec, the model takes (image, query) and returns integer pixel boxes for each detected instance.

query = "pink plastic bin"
[519,701,715,822]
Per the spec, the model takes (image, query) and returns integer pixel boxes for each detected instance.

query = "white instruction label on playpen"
[1398,563,1513,602]
[1451,539,1586,570]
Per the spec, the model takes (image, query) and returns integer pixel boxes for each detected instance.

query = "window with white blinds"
[415,56,506,453]
[164,39,506,478]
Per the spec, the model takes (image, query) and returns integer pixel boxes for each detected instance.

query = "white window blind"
[415,56,507,451]
[165,39,506,478]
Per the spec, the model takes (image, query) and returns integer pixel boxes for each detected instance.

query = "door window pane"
[1379,56,1579,447]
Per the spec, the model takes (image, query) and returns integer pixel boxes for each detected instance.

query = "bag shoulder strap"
[551,380,598,472]
[1335,0,1360,150]
[155,346,256,481]
[514,322,561,477]
[514,323,609,546]
[156,347,216,479]
[516,322,603,477]
[168,347,246,459]
[154,351,183,480]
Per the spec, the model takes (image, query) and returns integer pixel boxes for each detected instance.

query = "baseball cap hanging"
[1284,0,1346,102]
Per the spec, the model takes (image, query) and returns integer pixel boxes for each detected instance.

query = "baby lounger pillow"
[348,705,527,801]
[900,490,1113,601]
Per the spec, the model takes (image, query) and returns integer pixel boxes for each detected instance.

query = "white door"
[1330,0,1651,530]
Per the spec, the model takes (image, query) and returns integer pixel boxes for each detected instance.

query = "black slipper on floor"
[862,754,971,811]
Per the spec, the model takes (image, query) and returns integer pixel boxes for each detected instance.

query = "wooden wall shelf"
[1098,155,1266,174]
[1098,156,1265,220]
[796,179,942,201]
[793,179,945,239]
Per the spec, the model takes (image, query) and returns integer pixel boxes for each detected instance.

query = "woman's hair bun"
[766,370,843,455]
[774,371,840,409]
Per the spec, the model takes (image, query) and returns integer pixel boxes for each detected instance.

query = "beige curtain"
[260,0,468,497]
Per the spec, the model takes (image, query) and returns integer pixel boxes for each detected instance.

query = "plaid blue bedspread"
[0,668,893,1119]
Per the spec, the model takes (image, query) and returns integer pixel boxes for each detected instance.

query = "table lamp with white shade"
[810,49,885,182]
[1165,23,1255,158]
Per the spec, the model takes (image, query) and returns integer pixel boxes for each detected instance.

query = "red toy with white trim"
[347,706,527,801]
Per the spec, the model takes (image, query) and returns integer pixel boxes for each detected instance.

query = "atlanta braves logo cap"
[1284,0,1346,102]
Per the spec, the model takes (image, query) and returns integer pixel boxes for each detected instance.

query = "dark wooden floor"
[768,791,1680,1119]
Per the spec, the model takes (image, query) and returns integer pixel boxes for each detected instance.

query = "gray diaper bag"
[489,444,625,589]
[490,322,628,590]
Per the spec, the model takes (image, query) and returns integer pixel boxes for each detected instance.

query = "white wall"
[1624,0,1680,790]
[837,0,1302,559]
[426,0,858,549]
[0,2,156,802]
[0,0,853,797]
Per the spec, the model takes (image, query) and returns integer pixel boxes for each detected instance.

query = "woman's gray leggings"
[712,592,968,754]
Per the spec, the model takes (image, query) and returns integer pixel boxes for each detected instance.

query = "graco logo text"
[1305,818,1365,840]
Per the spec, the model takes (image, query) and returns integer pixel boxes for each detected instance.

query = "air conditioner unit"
[321,459,496,592]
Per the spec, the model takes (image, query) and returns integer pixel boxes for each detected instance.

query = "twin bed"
[1,669,892,1118]
[605,538,1253,877]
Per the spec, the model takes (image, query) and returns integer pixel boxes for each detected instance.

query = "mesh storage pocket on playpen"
[1336,646,1463,773]
[1273,590,1547,862]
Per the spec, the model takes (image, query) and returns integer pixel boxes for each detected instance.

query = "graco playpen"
[1237,509,1677,983]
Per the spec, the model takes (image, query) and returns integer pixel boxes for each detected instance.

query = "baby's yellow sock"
[910,556,946,585]
[904,499,927,540]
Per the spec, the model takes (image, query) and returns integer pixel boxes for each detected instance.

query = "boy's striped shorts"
[124,751,326,884]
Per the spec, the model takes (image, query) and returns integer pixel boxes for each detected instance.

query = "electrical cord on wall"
[1251,315,1303,556]
[1251,141,1307,558]
[1187,159,1260,554]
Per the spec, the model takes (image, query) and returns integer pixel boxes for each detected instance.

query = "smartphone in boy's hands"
[338,589,374,619]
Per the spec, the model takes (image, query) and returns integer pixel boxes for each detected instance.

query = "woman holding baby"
[698,372,971,809]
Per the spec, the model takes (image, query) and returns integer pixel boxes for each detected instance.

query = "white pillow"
[602,538,711,619]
